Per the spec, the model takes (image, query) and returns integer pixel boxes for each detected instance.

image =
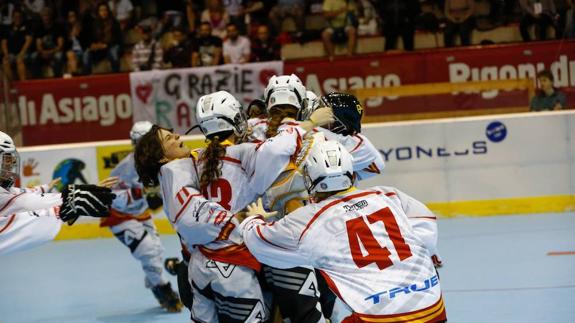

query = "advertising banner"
[359,111,575,208]
[18,146,99,192]
[13,74,133,146]
[285,41,575,116]
[130,61,283,135]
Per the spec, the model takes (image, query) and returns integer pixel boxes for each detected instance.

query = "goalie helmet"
[0,131,19,189]
[130,121,154,145]
[321,92,363,136]
[196,91,247,140]
[303,138,353,195]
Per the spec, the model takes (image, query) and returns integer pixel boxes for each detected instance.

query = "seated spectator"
[269,0,305,36]
[164,27,192,68]
[223,22,250,64]
[375,0,420,51]
[530,70,567,111]
[83,1,122,74]
[64,10,86,76]
[1,8,32,80]
[321,0,358,61]
[22,0,45,21]
[0,1,15,29]
[201,0,230,39]
[251,24,281,62]
[444,0,476,47]
[192,21,223,66]
[108,0,134,30]
[31,7,65,78]
[519,0,556,41]
[131,23,163,71]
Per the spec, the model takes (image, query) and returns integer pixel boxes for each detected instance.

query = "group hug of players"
[0,74,446,323]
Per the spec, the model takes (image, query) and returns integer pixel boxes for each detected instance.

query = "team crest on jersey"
[207,260,236,278]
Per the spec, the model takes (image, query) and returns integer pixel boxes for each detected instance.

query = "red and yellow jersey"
[239,186,445,321]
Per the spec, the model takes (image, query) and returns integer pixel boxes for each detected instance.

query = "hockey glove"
[59,184,116,225]
[246,198,277,220]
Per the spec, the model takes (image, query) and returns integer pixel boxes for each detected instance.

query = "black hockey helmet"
[321,92,363,135]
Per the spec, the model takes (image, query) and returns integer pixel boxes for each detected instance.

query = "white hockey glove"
[59,184,116,225]
[246,198,278,220]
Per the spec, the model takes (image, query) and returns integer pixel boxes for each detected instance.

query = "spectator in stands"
[443,0,476,47]
[223,22,250,64]
[269,0,306,37]
[357,0,379,36]
[375,0,420,51]
[192,21,223,66]
[519,0,556,41]
[1,8,32,80]
[108,0,134,30]
[223,0,247,33]
[83,1,122,74]
[64,10,85,76]
[554,0,571,38]
[163,27,192,68]
[321,0,358,61]
[22,0,45,21]
[201,0,230,39]
[32,7,65,78]
[0,1,15,29]
[530,70,567,111]
[132,22,163,71]
[251,24,281,62]
[243,1,270,31]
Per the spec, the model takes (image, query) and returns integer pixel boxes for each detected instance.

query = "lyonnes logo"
[379,120,507,162]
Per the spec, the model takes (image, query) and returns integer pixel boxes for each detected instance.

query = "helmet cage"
[0,151,20,189]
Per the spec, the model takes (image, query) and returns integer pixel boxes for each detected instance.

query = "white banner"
[360,111,575,203]
[130,61,283,134]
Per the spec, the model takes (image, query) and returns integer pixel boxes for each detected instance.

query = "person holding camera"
[321,0,358,61]
[132,22,163,71]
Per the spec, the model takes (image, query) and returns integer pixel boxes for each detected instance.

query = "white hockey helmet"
[130,121,154,144]
[0,131,19,189]
[303,136,353,195]
[264,74,306,112]
[195,91,247,140]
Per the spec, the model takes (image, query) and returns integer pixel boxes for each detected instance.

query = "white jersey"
[247,117,268,143]
[0,186,61,218]
[239,187,446,321]
[0,186,62,255]
[109,153,148,215]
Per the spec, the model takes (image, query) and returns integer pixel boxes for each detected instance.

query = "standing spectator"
[83,1,122,74]
[357,0,379,36]
[223,22,250,64]
[269,0,306,36]
[321,0,358,61]
[131,23,162,71]
[0,0,15,29]
[201,0,230,39]
[22,0,45,21]
[163,27,193,68]
[251,24,281,62]
[192,22,223,66]
[108,0,134,30]
[64,10,86,76]
[530,70,567,111]
[519,0,556,41]
[443,0,476,47]
[32,7,65,78]
[554,0,572,38]
[375,0,420,51]
[1,9,32,80]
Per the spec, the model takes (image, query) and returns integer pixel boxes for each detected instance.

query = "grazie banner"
[14,74,133,146]
[285,41,575,115]
[130,61,283,134]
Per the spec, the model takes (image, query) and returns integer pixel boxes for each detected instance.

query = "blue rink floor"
[2,213,575,323]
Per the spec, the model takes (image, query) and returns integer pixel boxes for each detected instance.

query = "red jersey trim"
[299,190,382,242]
[174,193,202,223]
[0,192,25,215]
[256,225,289,250]
[0,214,16,234]
[199,244,261,272]
[350,135,364,153]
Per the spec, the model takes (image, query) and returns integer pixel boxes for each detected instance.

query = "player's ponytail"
[199,135,226,189]
[266,107,298,138]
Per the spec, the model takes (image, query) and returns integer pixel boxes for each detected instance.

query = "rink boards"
[17,111,575,240]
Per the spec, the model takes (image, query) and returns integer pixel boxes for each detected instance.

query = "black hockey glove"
[59,184,116,225]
